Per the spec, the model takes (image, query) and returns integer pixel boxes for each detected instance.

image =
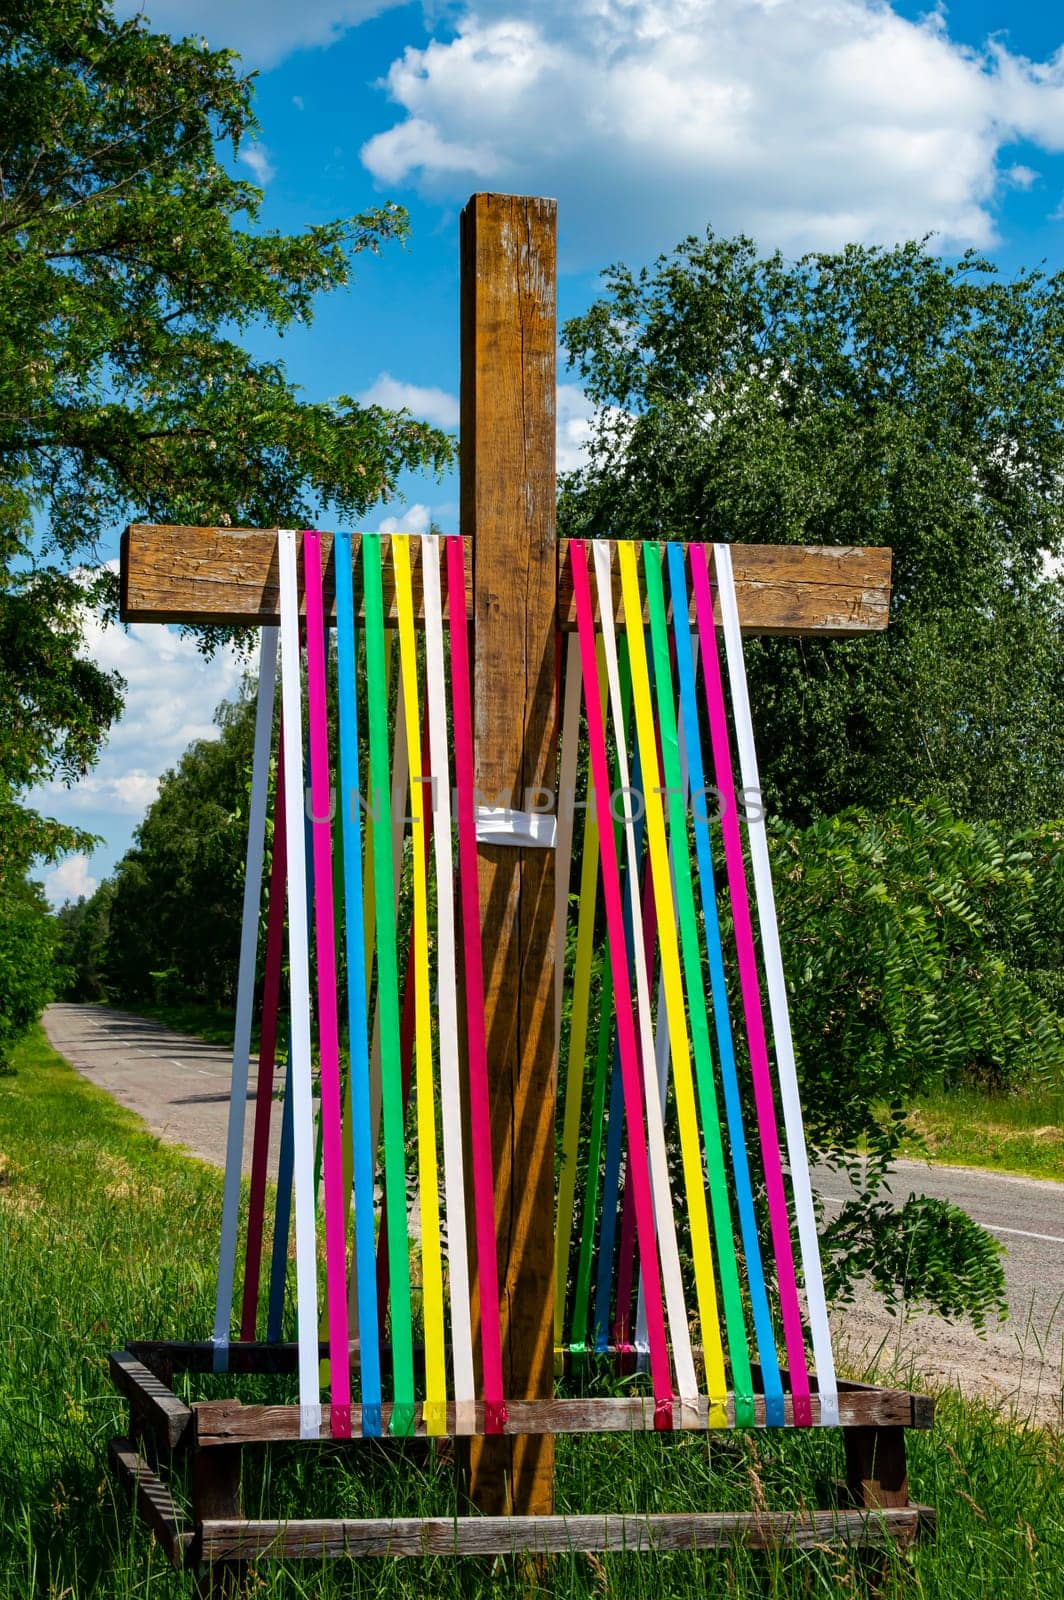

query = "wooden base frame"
[108,1340,935,1592]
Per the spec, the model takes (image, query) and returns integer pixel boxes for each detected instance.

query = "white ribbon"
[593,541,699,1414]
[714,541,839,1427]
[212,625,277,1370]
[278,529,322,1439]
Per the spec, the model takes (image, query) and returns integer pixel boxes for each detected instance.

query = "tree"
[559,234,1064,825]
[0,877,57,1067]
[102,688,263,1007]
[54,880,114,1001]
[776,802,1064,1322]
[0,0,452,875]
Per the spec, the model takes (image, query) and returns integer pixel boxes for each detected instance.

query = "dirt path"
[44,1002,1064,1424]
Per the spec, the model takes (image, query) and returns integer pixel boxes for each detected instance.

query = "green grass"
[3,1026,1064,1597]
[900,1085,1064,1184]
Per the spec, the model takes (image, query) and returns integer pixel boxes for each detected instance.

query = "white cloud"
[359,371,460,428]
[377,503,433,534]
[361,1,1064,260]
[239,143,276,185]
[556,382,596,474]
[115,0,406,70]
[42,853,99,908]
[28,589,243,859]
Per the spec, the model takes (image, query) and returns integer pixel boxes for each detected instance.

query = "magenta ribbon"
[303,531,352,1438]
[690,543,812,1425]
[570,538,674,1428]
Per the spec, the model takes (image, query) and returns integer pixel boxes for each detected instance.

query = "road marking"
[819,1193,1064,1247]
[984,1223,1064,1247]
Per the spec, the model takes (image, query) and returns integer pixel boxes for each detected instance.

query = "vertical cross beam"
[460,192,558,1515]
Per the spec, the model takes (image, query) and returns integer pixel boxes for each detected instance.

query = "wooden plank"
[749,1361,935,1430]
[120,527,471,627]
[844,1426,910,1510]
[109,1438,191,1568]
[129,1339,331,1375]
[191,1443,244,1599]
[557,541,891,635]
[193,1389,917,1446]
[458,191,559,1518]
[120,525,891,636]
[133,1341,934,1431]
[199,1507,932,1559]
[109,1350,193,1451]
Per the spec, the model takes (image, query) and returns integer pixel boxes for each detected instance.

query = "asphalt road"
[43,1000,281,1172]
[43,1002,1064,1422]
[817,1158,1064,1426]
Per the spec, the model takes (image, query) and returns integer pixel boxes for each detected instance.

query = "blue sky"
[37,0,1064,903]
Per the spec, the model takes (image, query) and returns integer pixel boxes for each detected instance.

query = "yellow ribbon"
[616,542,728,1425]
[394,536,447,1433]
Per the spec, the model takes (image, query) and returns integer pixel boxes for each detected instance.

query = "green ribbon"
[363,535,415,1435]
[569,642,633,1354]
[643,542,755,1425]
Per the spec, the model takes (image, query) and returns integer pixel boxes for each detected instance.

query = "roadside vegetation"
[2,1027,1063,1600]
[903,1085,1064,1186]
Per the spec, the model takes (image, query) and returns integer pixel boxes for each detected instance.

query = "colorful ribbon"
[362,533,416,1436]
[212,624,277,1369]
[334,529,382,1436]
[571,538,674,1428]
[447,534,506,1432]
[712,542,838,1427]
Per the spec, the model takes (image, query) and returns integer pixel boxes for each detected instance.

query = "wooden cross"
[120,192,891,1521]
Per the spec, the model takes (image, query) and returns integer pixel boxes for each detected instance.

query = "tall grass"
[902,1085,1064,1183]
[2,1027,1062,1598]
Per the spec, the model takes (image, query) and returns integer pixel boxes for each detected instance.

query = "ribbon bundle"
[555,541,839,1429]
[212,530,838,1439]
[212,531,505,1440]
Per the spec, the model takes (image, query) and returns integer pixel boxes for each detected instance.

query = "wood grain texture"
[120,525,891,636]
[459,192,559,1517]
[127,1342,934,1432]
[192,1390,918,1446]
[557,541,892,635]
[844,1426,910,1510]
[109,1439,191,1568]
[120,526,471,627]
[109,1350,193,1451]
[198,1507,933,1559]
[191,1443,243,1599]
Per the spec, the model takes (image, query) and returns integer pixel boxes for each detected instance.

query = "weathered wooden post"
[459,192,559,1516]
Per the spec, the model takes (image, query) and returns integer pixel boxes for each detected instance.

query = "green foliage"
[0,878,58,1066]
[0,0,453,871]
[902,1082,1064,1183]
[773,802,1064,1319]
[560,234,1064,824]
[53,879,113,1001]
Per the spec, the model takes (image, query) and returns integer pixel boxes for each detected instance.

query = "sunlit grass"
[902,1085,1064,1183]
[2,1027,1063,1597]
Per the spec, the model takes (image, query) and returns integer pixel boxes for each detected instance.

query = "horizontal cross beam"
[120,525,891,636]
